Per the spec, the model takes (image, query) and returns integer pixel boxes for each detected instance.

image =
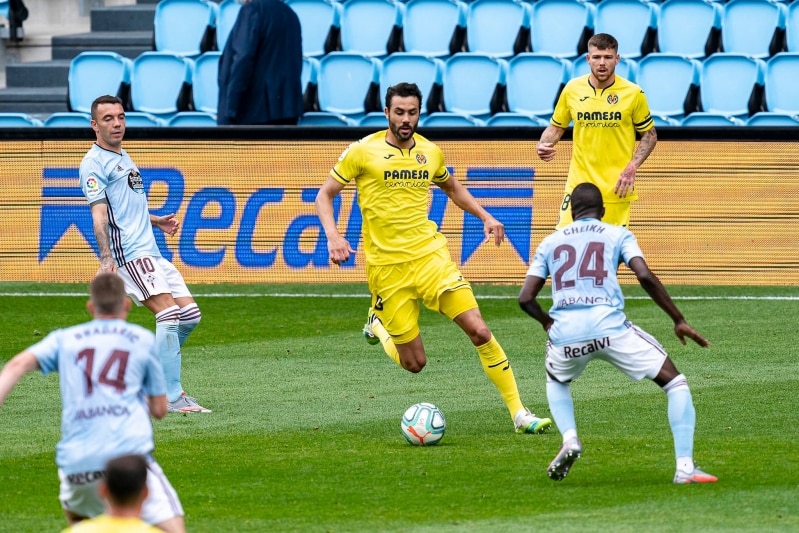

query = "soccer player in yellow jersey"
[315,82,552,434]
[537,33,658,228]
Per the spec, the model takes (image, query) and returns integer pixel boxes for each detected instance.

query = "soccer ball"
[400,402,446,446]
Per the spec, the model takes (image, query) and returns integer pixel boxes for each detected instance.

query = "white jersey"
[28,318,166,475]
[527,218,644,345]
[79,143,161,266]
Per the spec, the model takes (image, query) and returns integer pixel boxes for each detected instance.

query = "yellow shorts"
[556,192,631,228]
[366,246,478,344]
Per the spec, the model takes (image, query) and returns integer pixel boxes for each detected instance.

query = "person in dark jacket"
[217,0,304,125]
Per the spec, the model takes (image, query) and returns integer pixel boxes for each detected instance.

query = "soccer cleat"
[673,467,718,484]
[168,392,212,413]
[547,438,583,481]
[513,408,553,434]
[362,308,381,345]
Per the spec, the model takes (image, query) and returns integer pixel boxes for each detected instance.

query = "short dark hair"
[104,454,148,506]
[90,273,126,315]
[91,95,124,121]
[587,33,619,52]
[385,82,423,110]
[571,182,604,217]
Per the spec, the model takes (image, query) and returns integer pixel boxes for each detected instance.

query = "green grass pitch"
[0,282,798,532]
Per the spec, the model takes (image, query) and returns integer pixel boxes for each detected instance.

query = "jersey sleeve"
[27,330,63,376]
[632,88,655,133]
[431,145,450,183]
[620,228,644,266]
[330,141,362,185]
[526,238,551,279]
[550,84,573,128]
[79,157,108,205]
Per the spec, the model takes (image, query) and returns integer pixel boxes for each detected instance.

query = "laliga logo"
[415,153,427,165]
[606,94,619,105]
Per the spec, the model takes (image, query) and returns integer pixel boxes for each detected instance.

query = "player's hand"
[96,257,117,276]
[537,142,556,162]
[483,217,505,246]
[327,235,355,266]
[155,213,180,236]
[674,322,709,348]
[615,163,637,198]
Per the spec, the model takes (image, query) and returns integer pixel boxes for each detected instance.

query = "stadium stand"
[721,0,788,59]
[788,0,799,52]
[317,52,383,119]
[572,55,638,82]
[298,111,358,126]
[67,51,133,114]
[167,111,218,126]
[636,52,702,123]
[302,56,321,112]
[192,51,221,115]
[124,111,167,127]
[129,51,195,119]
[339,0,405,57]
[746,111,799,125]
[486,112,549,127]
[216,0,242,51]
[657,0,722,59]
[529,0,595,58]
[403,0,467,57]
[153,0,218,57]
[285,0,343,57]
[380,52,445,114]
[421,112,486,126]
[466,0,532,58]
[764,52,799,114]
[358,112,389,127]
[700,52,767,118]
[680,112,747,126]
[0,112,43,126]
[43,111,92,127]
[442,52,509,119]
[506,53,572,120]
[594,0,659,59]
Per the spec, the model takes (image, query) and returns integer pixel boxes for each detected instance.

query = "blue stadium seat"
[530,0,596,58]
[380,53,445,114]
[302,56,321,112]
[788,0,799,52]
[571,55,638,82]
[340,0,405,57]
[299,111,358,126]
[594,0,658,59]
[286,0,343,57]
[167,111,218,127]
[216,0,242,51]
[192,52,220,115]
[403,0,467,57]
[506,53,572,120]
[746,111,799,126]
[466,0,532,58]
[0,1,7,19]
[652,115,681,126]
[657,0,722,59]
[124,112,166,127]
[358,111,389,127]
[153,0,218,57]
[636,53,701,121]
[421,112,486,126]
[486,112,549,126]
[700,53,766,118]
[721,0,788,59]
[680,112,746,126]
[0,113,43,127]
[43,112,92,128]
[130,52,195,118]
[442,53,509,119]
[68,51,133,114]
[317,52,383,119]
[765,52,799,113]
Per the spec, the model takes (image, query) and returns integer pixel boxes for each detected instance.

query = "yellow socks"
[372,319,401,366]
[476,335,524,418]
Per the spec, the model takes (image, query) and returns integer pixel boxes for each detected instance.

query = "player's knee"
[468,323,492,346]
[401,354,426,373]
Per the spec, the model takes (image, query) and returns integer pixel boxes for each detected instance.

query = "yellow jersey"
[550,74,654,203]
[63,515,161,533]
[331,130,450,265]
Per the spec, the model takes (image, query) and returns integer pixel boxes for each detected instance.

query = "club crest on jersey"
[416,153,427,165]
[146,273,156,288]
[128,170,144,194]
[606,94,619,105]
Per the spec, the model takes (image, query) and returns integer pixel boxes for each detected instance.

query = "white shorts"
[59,459,184,525]
[545,322,668,383]
[118,256,192,306]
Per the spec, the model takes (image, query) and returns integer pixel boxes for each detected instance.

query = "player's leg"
[58,469,105,525]
[142,460,186,533]
[160,258,201,347]
[607,324,716,484]
[364,263,415,369]
[372,295,426,373]
[555,191,572,229]
[543,343,586,480]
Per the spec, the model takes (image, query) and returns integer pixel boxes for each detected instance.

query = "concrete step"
[0,87,68,114]
[52,31,154,60]
[91,4,156,33]
[5,60,71,88]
